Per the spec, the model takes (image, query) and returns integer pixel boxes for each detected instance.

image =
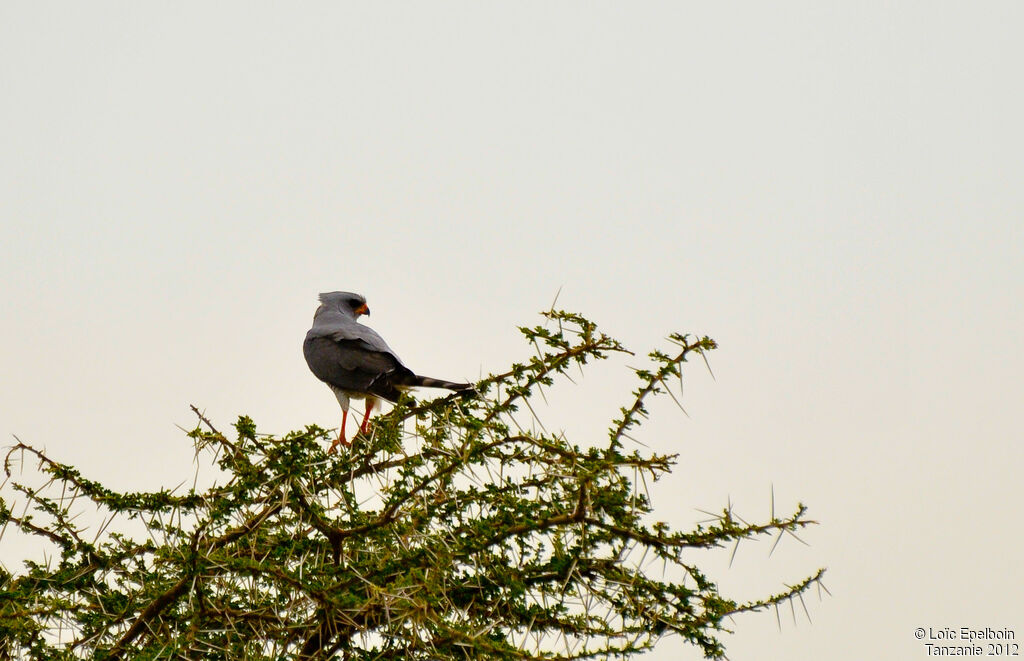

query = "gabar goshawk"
[303,291,472,452]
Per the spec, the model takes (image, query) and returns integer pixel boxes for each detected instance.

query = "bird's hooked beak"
[355,303,370,317]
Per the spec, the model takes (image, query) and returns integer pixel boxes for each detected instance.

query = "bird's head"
[316,291,370,320]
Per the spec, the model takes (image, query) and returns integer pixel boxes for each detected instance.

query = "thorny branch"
[0,309,825,661]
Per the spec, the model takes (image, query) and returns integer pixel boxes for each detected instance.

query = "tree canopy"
[0,310,825,659]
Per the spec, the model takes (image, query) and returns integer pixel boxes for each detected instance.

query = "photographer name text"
[914,627,1018,656]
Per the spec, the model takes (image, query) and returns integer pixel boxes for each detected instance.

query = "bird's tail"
[409,375,474,392]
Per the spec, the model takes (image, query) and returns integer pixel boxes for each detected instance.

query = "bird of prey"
[303,291,473,452]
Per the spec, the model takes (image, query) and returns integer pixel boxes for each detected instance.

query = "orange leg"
[358,399,376,434]
[328,409,351,453]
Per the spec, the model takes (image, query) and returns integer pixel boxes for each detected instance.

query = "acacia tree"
[0,310,825,660]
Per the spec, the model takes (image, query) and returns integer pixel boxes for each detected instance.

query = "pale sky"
[2,3,1022,659]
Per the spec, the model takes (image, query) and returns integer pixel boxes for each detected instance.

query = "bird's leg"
[329,409,350,453]
[358,398,376,434]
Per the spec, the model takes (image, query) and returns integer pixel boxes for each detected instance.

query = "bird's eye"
[350,299,363,309]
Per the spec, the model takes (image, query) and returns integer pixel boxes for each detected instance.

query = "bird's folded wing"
[303,335,409,394]
[308,313,403,360]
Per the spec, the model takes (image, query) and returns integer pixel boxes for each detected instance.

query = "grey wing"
[303,333,414,402]
[331,325,401,360]
[308,312,404,363]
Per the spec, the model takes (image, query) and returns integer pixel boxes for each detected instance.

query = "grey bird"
[303,291,473,452]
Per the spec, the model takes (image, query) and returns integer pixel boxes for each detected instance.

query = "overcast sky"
[2,3,1022,659]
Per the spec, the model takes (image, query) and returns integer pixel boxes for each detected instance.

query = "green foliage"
[0,310,825,660]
